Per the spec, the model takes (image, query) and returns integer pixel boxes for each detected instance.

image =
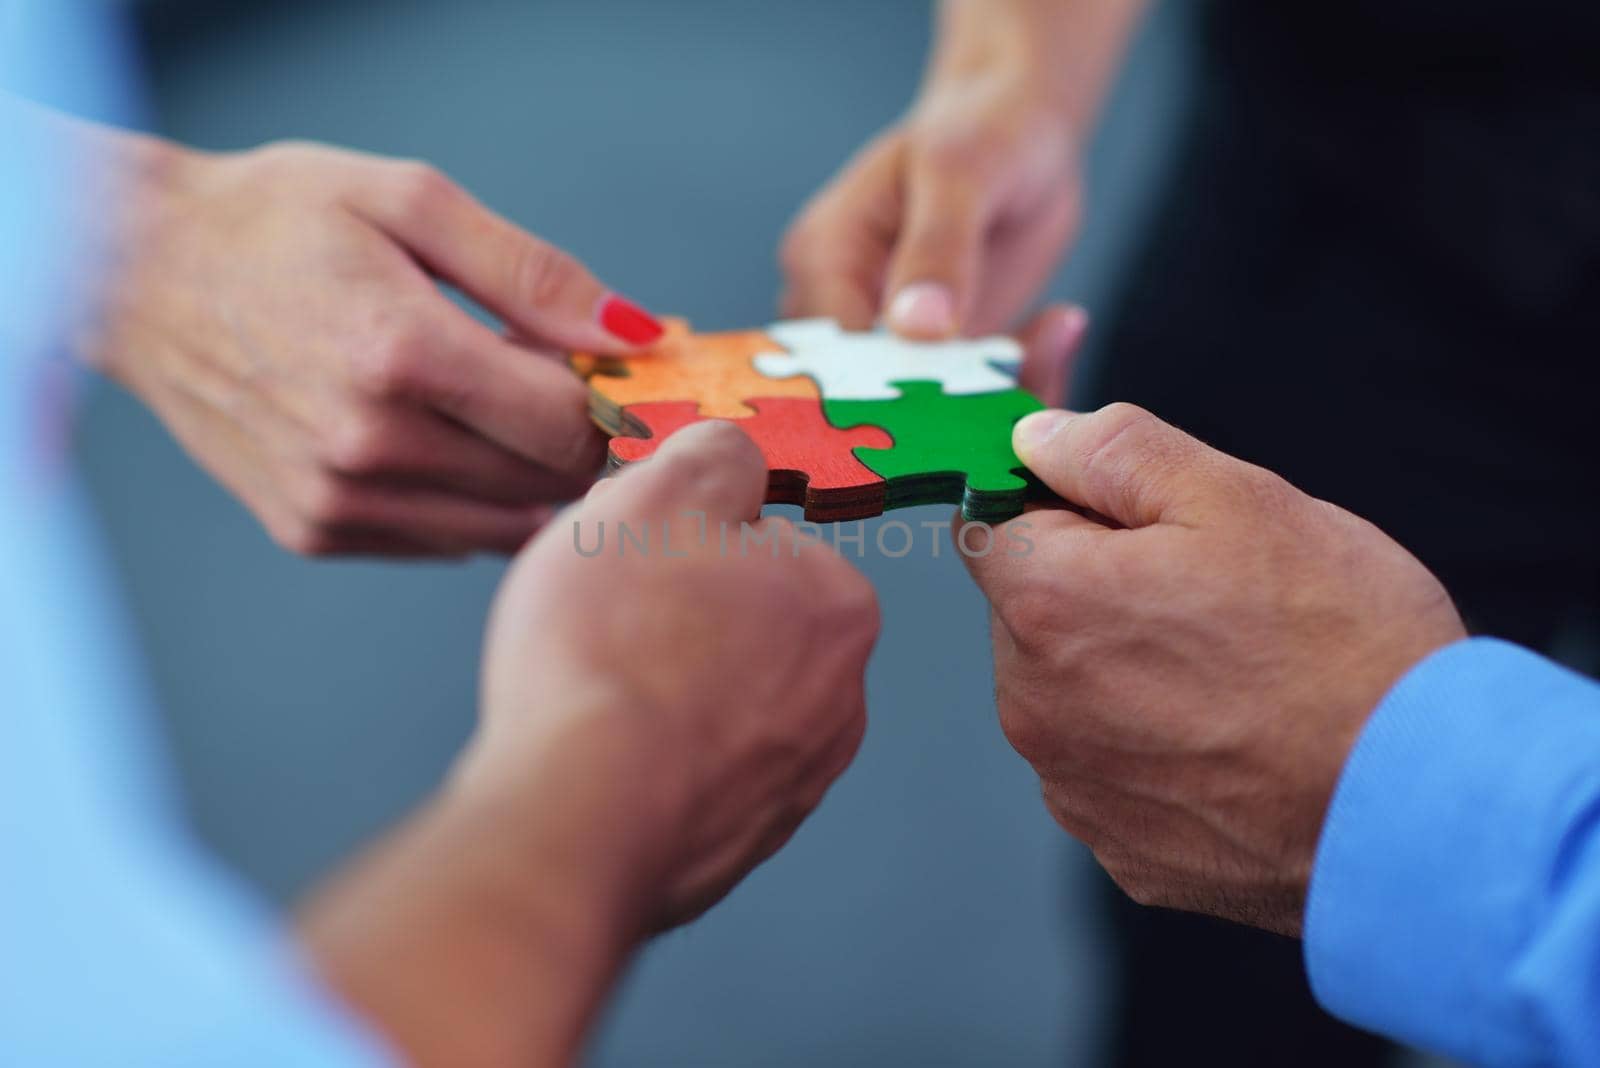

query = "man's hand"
[471,420,880,928]
[301,423,879,1067]
[961,404,1466,935]
[780,0,1142,340]
[83,136,664,557]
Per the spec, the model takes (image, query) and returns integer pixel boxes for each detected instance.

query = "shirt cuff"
[1303,637,1600,1064]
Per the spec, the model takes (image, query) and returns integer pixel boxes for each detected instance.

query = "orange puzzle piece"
[572,318,818,429]
[608,398,894,522]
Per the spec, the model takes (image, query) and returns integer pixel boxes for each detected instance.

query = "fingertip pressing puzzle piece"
[608,397,894,522]
[753,318,1023,401]
[572,318,817,429]
[825,381,1047,522]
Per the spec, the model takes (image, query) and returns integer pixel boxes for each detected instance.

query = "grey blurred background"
[77,2,1194,1064]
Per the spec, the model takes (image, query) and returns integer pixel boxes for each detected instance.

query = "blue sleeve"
[0,477,397,1068]
[1304,637,1600,1066]
[1,5,397,1060]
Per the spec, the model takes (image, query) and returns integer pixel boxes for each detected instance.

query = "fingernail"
[1039,306,1090,403]
[1013,409,1076,460]
[1056,305,1090,348]
[887,282,956,338]
[599,293,666,346]
[1033,306,1089,365]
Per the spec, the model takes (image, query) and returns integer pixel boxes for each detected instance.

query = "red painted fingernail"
[599,294,665,345]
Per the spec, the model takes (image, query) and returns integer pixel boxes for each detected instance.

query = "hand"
[301,423,879,1066]
[470,420,880,929]
[781,71,1081,339]
[83,135,665,556]
[961,404,1467,935]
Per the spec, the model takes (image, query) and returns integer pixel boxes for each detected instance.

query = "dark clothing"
[1085,3,1600,1063]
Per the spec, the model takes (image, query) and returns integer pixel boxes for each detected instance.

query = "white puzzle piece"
[753,318,1023,401]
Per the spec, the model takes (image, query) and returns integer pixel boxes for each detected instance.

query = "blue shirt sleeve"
[0,470,398,1068]
[1,6,399,1061]
[1304,637,1600,1066]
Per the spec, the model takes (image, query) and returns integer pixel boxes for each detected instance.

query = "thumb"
[1012,403,1239,528]
[883,162,988,339]
[590,420,769,527]
[358,163,664,354]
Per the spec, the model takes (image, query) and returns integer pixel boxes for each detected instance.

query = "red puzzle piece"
[608,398,894,521]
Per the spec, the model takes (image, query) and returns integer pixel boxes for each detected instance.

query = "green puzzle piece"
[823,381,1046,522]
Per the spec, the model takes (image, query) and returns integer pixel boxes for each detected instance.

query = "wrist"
[924,0,1145,134]
[449,677,694,931]
[430,772,648,957]
[74,126,206,384]
[299,765,651,1068]
[925,6,1072,114]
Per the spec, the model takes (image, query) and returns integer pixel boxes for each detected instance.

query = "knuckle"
[511,239,583,310]
[916,129,984,178]
[778,223,819,274]
[761,716,816,769]
[1040,777,1101,846]
[1073,404,1184,517]
[252,139,318,168]
[845,576,882,635]
[1080,403,1161,466]
[350,320,428,397]
[387,160,457,219]
[838,705,869,755]
[324,413,398,475]
[235,142,350,203]
[271,517,338,558]
[293,472,360,528]
[1109,864,1165,909]
[993,583,1062,650]
[830,579,882,650]
[257,139,351,170]
[995,705,1032,757]
[998,705,1052,763]
[1233,463,1300,515]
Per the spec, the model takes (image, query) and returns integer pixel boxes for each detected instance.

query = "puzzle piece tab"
[825,382,1047,522]
[753,318,1023,401]
[608,398,894,522]
[573,318,816,431]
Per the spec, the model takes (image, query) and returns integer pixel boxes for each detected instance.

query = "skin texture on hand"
[960,404,1467,935]
[470,421,881,929]
[79,132,663,557]
[300,423,880,1067]
[780,0,1145,338]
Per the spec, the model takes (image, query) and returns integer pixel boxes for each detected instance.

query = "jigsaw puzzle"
[608,398,893,522]
[825,382,1045,522]
[573,318,816,430]
[571,318,1050,523]
[754,318,1022,400]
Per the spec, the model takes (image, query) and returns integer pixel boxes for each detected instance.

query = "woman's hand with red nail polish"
[598,294,666,346]
[81,135,664,558]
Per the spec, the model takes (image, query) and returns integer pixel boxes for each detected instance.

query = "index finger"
[354,161,661,354]
[367,295,607,477]
[778,133,906,330]
[955,506,1103,610]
